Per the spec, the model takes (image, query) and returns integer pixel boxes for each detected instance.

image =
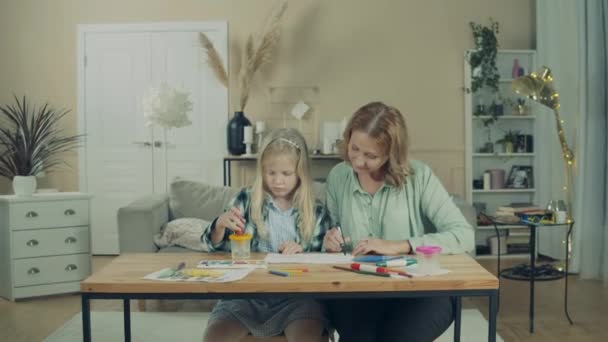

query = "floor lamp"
[512,66,575,220]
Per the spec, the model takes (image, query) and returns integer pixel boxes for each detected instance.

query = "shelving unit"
[464,49,543,260]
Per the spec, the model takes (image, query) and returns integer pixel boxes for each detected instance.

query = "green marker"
[376,258,417,267]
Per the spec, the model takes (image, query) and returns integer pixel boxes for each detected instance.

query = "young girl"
[201,128,332,342]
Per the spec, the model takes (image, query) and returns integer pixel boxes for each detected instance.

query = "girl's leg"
[284,319,325,342]
[202,319,249,342]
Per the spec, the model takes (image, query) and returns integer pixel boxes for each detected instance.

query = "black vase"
[227,111,252,155]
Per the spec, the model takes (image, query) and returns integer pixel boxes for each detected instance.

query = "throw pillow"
[154,218,210,251]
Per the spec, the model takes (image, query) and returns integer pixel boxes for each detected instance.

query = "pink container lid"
[415,245,442,255]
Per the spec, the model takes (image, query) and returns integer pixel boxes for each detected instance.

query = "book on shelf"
[496,205,542,213]
[508,228,531,236]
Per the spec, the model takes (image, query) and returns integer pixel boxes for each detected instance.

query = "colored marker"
[268,270,289,277]
[332,265,391,278]
[351,263,412,278]
[376,258,417,267]
[337,226,347,255]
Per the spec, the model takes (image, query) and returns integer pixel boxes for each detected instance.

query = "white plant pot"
[12,176,37,196]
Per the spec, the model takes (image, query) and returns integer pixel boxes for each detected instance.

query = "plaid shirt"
[201,187,331,252]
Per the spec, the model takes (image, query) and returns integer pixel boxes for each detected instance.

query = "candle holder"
[243,126,254,156]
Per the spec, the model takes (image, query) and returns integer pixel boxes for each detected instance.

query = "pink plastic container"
[415,245,442,274]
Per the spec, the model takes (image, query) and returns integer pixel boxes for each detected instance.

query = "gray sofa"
[117,179,477,254]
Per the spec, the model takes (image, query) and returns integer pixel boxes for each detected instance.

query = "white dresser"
[0,192,92,300]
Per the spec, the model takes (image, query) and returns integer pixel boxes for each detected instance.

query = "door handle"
[154,141,175,148]
[132,141,152,147]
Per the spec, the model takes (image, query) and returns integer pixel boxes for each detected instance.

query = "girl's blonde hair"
[250,128,316,242]
[340,101,411,187]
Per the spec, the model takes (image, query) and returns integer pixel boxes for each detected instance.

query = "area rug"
[44,309,502,341]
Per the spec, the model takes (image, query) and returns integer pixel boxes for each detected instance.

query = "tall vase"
[227,111,252,155]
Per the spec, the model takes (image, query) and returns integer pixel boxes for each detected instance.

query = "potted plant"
[467,18,500,93]
[0,95,83,196]
[496,130,520,154]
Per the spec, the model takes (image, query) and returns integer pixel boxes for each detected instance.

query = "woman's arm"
[307,201,333,252]
[409,164,475,254]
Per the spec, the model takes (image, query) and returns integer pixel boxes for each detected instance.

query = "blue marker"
[268,270,289,277]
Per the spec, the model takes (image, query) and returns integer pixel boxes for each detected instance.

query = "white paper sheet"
[404,264,451,277]
[264,253,353,264]
[143,267,255,283]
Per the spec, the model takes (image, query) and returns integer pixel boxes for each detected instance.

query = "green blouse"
[325,160,474,254]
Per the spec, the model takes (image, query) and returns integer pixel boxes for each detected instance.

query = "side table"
[489,217,574,333]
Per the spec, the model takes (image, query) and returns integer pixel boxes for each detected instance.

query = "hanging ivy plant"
[467,19,500,93]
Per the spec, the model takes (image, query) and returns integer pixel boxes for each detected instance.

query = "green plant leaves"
[0,95,83,179]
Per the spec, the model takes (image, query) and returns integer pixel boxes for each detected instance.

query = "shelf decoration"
[467,18,500,93]
[512,66,574,221]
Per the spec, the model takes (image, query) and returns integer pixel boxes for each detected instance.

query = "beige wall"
[0,0,535,195]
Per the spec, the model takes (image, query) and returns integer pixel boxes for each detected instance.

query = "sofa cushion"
[154,218,210,251]
[169,180,240,221]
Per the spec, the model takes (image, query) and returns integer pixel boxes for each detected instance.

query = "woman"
[323,101,474,341]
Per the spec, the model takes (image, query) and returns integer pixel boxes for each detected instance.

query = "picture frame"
[506,165,534,188]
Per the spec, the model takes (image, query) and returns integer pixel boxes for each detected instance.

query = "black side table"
[490,218,575,333]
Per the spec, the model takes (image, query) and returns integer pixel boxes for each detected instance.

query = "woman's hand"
[352,238,411,256]
[323,227,346,252]
[216,207,245,234]
[278,241,303,255]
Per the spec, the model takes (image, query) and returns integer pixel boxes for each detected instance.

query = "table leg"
[124,299,131,342]
[489,291,498,342]
[564,222,574,324]
[82,294,91,342]
[453,296,461,342]
[529,225,536,333]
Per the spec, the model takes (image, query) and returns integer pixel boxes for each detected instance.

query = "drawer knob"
[64,209,76,216]
[65,236,77,244]
[25,211,39,218]
[27,267,40,275]
[65,264,78,271]
[26,239,39,247]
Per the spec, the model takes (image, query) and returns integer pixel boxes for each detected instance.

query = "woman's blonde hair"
[250,128,316,242]
[340,101,411,187]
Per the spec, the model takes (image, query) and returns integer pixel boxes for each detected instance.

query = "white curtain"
[537,0,608,281]
[536,0,583,265]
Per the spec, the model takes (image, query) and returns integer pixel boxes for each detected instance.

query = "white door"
[78,23,228,255]
[150,31,227,192]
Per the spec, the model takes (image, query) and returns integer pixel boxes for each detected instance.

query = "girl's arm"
[201,189,249,252]
[306,201,333,252]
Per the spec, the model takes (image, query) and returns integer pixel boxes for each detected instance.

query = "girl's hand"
[216,207,245,234]
[323,227,346,253]
[278,241,303,255]
[352,238,410,256]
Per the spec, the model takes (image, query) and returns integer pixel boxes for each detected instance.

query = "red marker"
[351,263,412,278]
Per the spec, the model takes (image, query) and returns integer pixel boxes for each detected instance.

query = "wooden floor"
[0,256,607,342]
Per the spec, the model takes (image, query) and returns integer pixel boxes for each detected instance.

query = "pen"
[332,265,391,278]
[269,270,290,277]
[337,226,347,256]
[351,263,412,278]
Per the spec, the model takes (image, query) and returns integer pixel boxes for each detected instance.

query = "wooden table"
[81,253,499,342]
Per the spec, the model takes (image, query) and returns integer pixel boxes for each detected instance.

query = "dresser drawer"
[10,200,89,230]
[12,226,90,258]
[12,254,91,287]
